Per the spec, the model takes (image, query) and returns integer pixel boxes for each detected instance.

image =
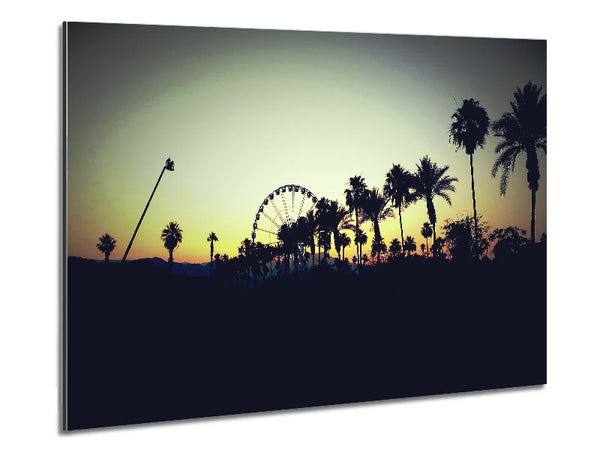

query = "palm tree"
[413,156,458,254]
[404,235,417,256]
[96,233,116,263]
[294,216,311,273]
[254,242,271,282]
[161,222,183,272]
[315,197,332,260]
[344,175,367,266]
[421,222,433,254]
[389,238,402,259]
[305,210,318,267]
[360,188,394,263]
[450,98,490,255]
[420,243,426,255]
[491,82,546,243]
[317,231,328,263]
[371,240,387,263]
[432,237,445,258]
[277,223,294,277]
[207,232,218,274]
[329,201,352,261]
[238,238,258,283]
[354,228,368,267]
[340,233,351,260]
[383,164,415,252]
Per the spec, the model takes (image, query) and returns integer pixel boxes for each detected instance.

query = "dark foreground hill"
[65,251,546,430]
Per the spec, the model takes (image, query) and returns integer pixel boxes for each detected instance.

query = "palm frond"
[491,82,546,197]
[437,192,453,206]
[449,98,490,154]
[381,207,395,220]
[96,233,116,254]
[161,221,183,250]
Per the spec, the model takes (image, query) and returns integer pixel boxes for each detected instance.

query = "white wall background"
[0,1,598,448]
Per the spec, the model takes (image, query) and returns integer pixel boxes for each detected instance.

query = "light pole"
[121,158,175,263]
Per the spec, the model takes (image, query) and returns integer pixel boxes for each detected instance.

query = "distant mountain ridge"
[148,257,211,277]
[78,257,212,278]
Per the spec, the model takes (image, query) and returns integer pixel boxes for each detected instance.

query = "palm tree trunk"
[432,222,437,257]
[469,154,479,259]
[355,210,360,266]
[531,188,536,244]
[168,249,174,273]
[426,238,429,254]
[525,149,540,244]
[210,242,214,275]
[374,220,381,245]
[104,253,109,263]
[398,208,405,253]
[374,220,381,264]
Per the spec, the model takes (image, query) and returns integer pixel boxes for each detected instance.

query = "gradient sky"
[66,22,546,263]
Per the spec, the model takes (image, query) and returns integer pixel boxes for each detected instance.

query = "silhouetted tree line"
[93,82,545,284]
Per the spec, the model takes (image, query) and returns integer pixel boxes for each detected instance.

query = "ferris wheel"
[252,184,318,243]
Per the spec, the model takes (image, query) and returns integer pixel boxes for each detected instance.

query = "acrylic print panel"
[63,22,546,430]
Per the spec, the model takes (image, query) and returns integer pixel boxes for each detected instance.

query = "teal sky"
[66,23,546,262]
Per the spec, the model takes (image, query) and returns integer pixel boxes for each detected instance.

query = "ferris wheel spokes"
[256,227,278,235]
[270,199,286,226]
[279,193,292,224]
[252,184,318,243]
[260,210,280,228]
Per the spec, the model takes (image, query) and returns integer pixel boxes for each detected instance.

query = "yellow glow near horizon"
[66,24,546,263]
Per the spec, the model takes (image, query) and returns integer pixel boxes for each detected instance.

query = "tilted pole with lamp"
[121,158,175,263]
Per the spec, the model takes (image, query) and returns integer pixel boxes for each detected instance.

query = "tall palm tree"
[383,164,415,252]
[421,222,433,254]
[315,197,332,260]
[491,82,546,243]
[207,232,219,275]
[413,156,458,253]
[344,175,367,266]
[161,222,183,272]
[96,233,116,263]
[360,188,394,263]
[450,98,490,255]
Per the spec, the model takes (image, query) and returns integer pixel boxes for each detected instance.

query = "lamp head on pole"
[165,158,175,171]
